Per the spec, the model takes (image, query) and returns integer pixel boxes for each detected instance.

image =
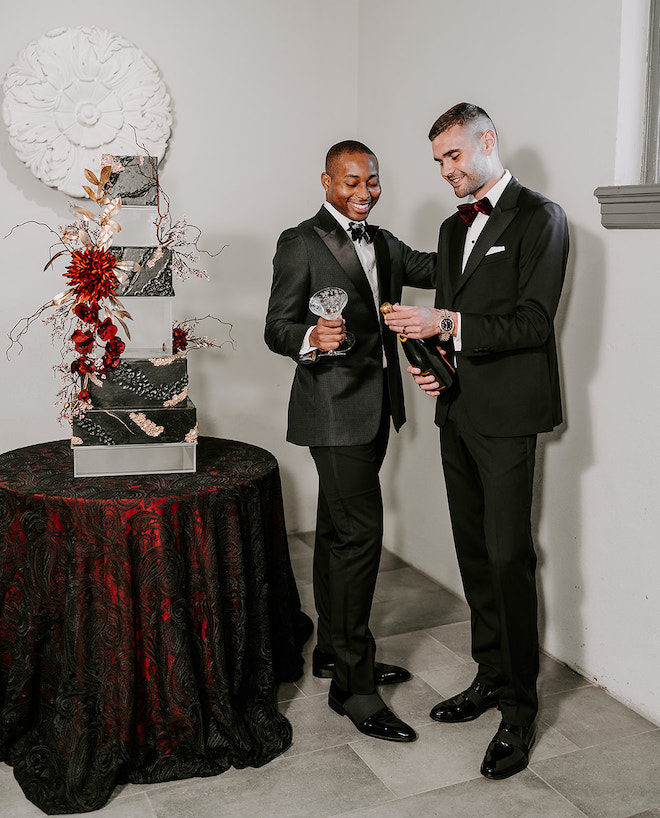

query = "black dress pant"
[309,401,390,695]
[440,393,539,726]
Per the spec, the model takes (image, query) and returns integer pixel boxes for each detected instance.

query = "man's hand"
[406,364,443,397]
[310,316,346,351]
[382,303,451,339]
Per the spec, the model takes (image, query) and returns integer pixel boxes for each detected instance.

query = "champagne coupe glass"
[308,287,355,356]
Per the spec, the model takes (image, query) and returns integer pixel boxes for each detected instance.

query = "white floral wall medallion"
[2,26,172,197]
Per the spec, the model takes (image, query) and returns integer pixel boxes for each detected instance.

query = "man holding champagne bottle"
[383,103,568,779]
[265,141,436,742]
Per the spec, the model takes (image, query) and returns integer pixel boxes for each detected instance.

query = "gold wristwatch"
[438,309,454,342]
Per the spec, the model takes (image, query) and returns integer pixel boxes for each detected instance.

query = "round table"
[0,437,311,815]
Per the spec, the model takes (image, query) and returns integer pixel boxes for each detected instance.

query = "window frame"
[595,0,660,228]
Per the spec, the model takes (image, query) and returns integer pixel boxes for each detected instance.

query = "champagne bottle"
[380,302,455,390]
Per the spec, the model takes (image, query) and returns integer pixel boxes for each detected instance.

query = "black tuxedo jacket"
[265,206,436,447]
[435,178,569,437]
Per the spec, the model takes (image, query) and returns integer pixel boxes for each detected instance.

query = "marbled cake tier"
[102,154,158,205]
[73,400,197,446]
[112,246,174,297]
[88,355,188,409]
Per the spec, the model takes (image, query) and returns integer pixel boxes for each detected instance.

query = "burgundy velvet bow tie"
[456,197,493,226]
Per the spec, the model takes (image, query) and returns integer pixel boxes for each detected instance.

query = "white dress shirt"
[454,169,512,351]
[300,201,381,358]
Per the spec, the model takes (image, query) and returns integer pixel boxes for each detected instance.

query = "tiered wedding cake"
[71,156,198,477]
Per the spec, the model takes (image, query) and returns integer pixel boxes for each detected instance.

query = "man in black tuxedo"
[265,141,436,742]
[384,103,568,777]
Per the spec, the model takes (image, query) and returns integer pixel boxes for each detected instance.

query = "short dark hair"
[325,140,377,173]
[428,103,496,141]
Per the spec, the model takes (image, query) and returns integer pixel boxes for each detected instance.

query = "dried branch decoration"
[7,162,135,424]
[5,159,234,429]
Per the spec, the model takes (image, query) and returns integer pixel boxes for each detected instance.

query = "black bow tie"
[456,197,493,227]
[348,221,371,243]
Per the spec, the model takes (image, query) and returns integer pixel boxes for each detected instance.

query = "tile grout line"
[527,767,596,818]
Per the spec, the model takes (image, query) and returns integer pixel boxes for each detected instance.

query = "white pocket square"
[485,245,505,256]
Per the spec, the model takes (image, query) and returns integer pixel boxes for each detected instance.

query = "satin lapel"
[373,229,389,308]
[455,180,520,296]
[313,209,374,308]
[448,217,467,299]
[373,229,398,363]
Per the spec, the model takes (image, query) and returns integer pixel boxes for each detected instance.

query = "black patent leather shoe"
[481,720,537,779]
[429,680,503,722]
[373,662,412,685]
[328,682,417,743]
[312,648,412,685]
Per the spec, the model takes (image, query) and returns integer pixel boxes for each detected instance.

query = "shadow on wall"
[533,221,604,671]
[0,112,66,210]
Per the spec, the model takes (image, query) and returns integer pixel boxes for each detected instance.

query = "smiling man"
[383,103,569,778]
[265,141,436,743]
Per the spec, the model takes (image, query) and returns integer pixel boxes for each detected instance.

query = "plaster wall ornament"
[2,26,172,197]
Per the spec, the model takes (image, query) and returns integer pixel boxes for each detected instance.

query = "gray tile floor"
[2,531,659,817]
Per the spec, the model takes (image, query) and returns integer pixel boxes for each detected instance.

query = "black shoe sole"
[480,758,530,780]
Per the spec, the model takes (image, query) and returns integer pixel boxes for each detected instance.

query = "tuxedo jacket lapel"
[448,217,467,297]
[313,207,375,309]
[373,229,390,306]
[373,230,400,367]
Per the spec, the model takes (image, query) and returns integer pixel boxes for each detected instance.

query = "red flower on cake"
[64,247,119,303]
[102,353,120,371]
[71,329,94,355]
[97,317,118,341]
[73,301,99,324]
[105,337,125,357]
[71,356,95,375]
[172,326,188,353]
[102,336,126,372]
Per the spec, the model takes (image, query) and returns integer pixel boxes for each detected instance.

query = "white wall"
[1,0,658,724]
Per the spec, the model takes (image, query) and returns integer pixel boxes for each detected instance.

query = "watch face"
[440,317,454,332]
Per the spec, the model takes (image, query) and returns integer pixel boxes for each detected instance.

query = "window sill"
[594,184,660,228]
